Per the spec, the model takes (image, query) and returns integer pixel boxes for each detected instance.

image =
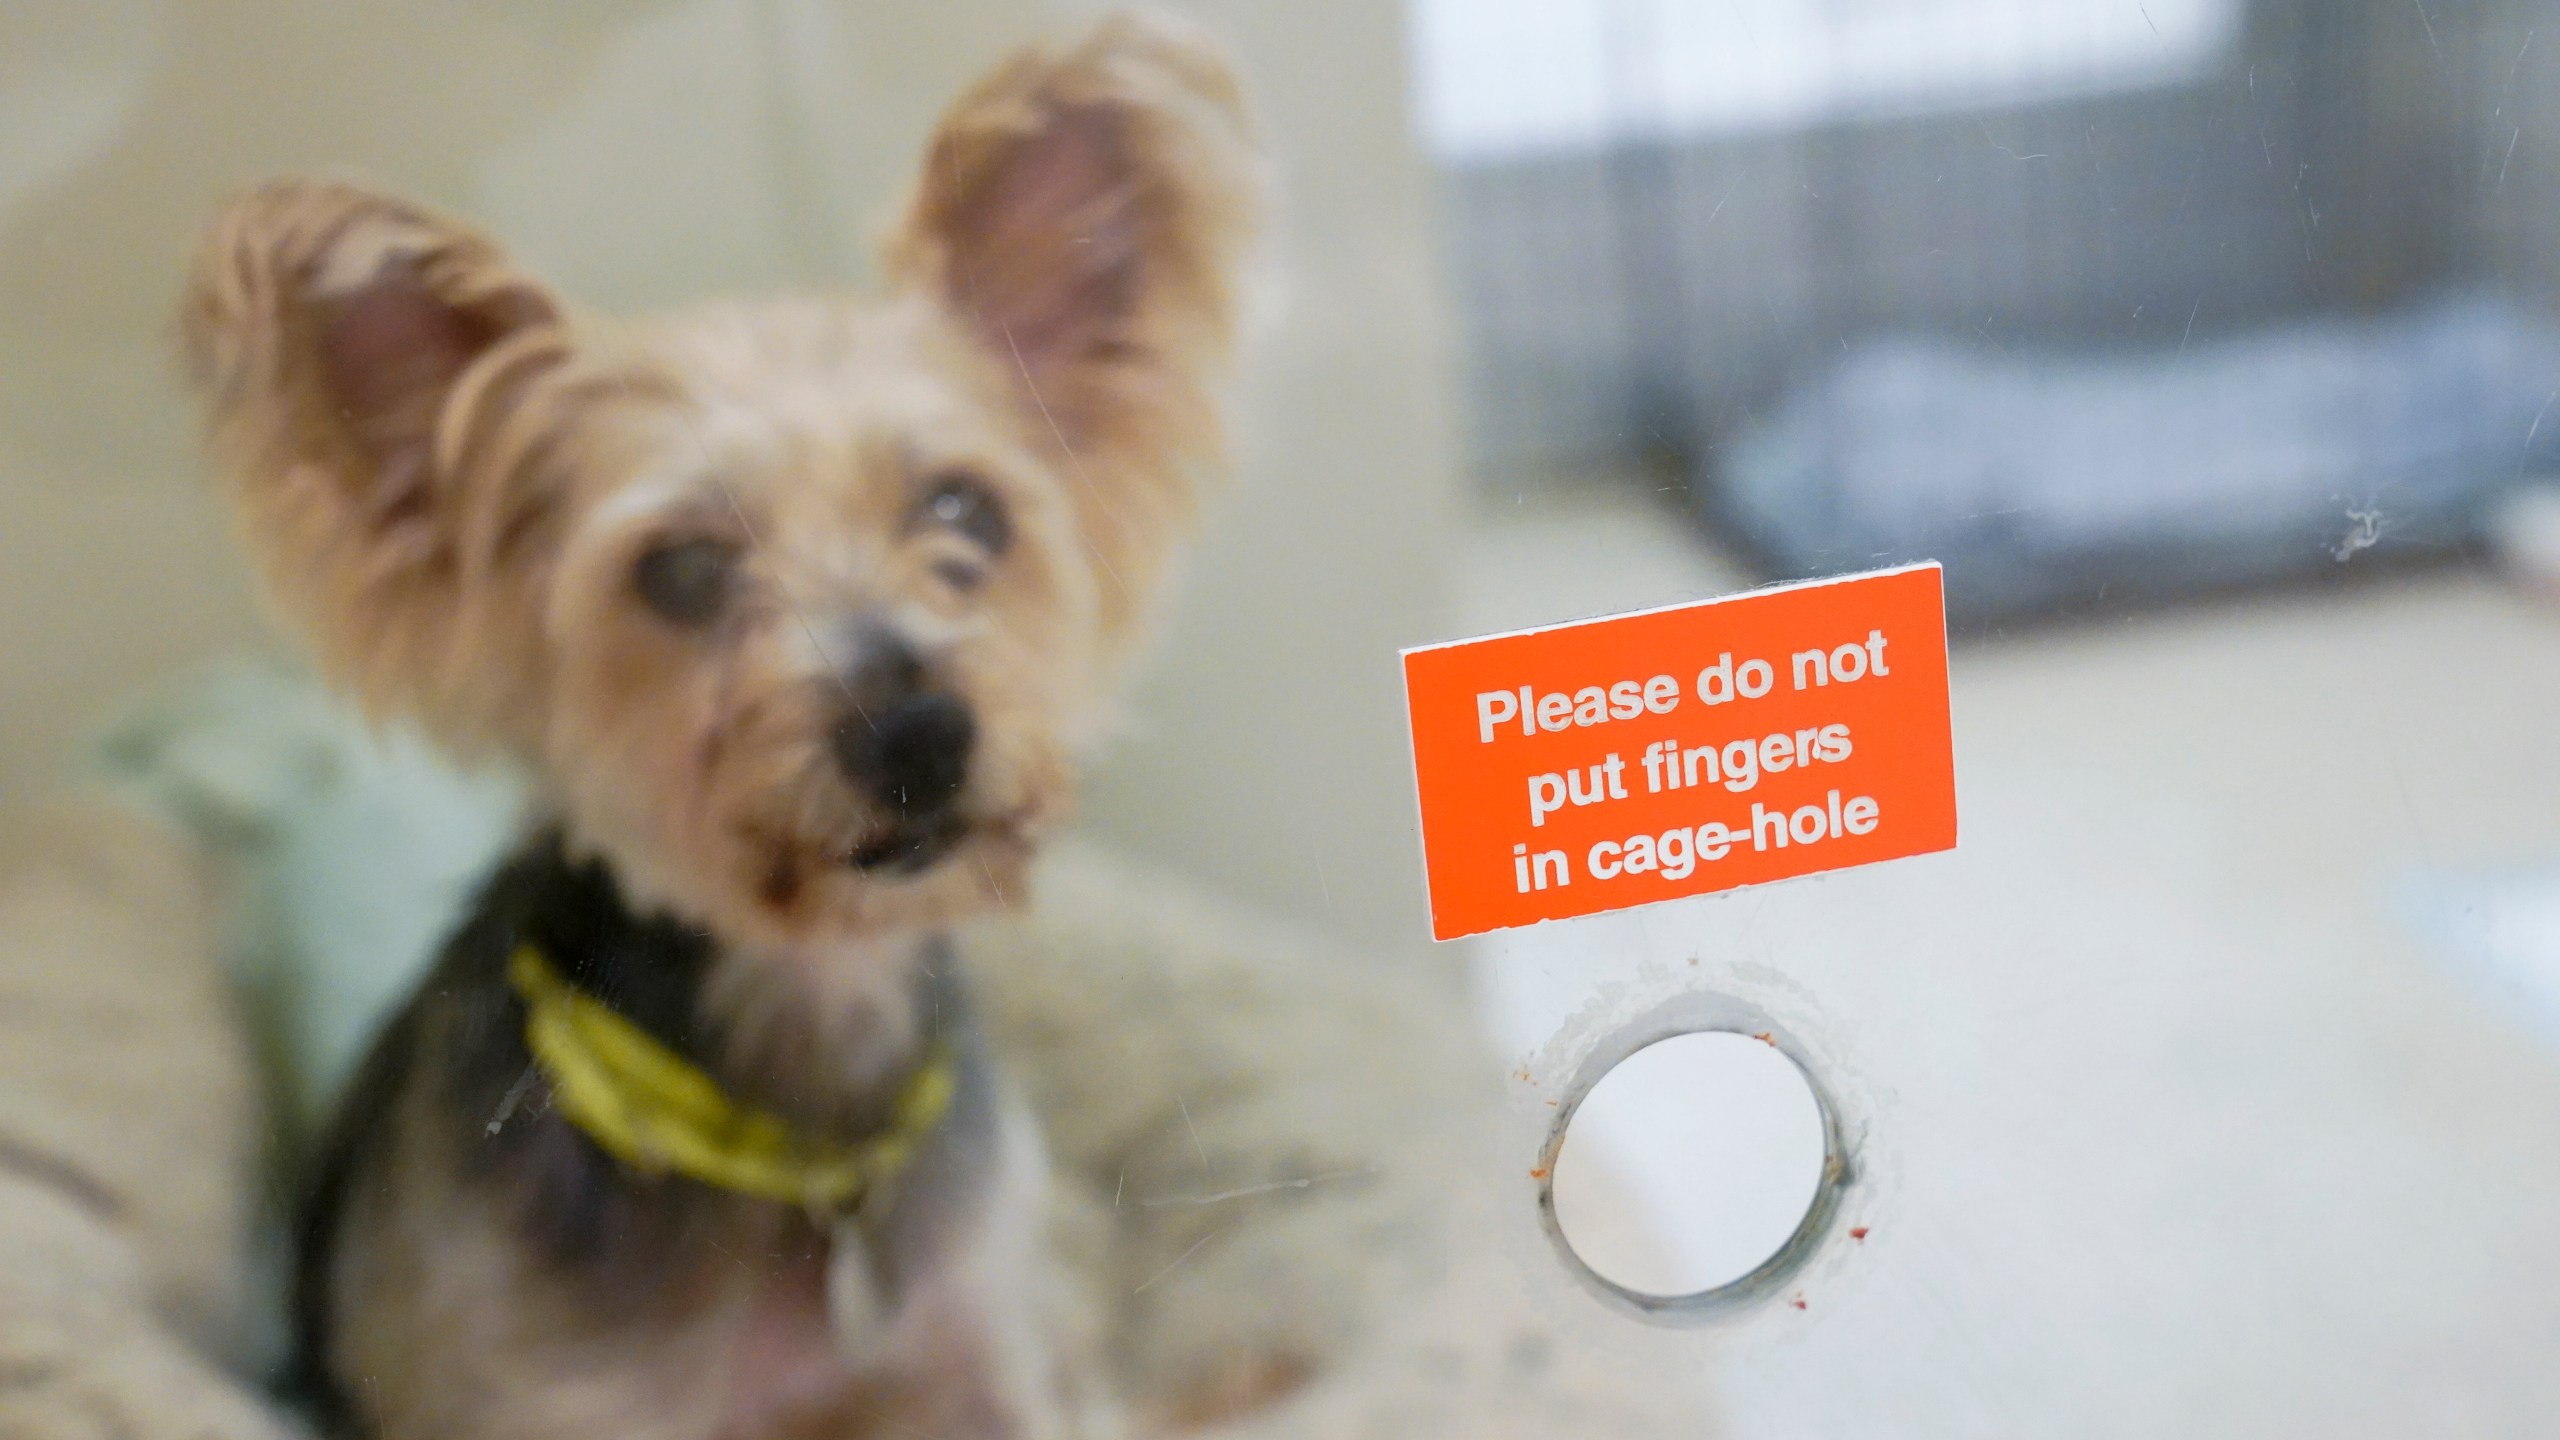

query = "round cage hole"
[1546,1029,1835,1306]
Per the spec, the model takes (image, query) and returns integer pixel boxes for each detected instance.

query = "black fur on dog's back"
[288,833,722,1432]
[287,987,415,1435]
[288,831,997,1436]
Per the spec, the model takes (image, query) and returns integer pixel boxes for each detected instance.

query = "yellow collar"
[507,944,955,1211]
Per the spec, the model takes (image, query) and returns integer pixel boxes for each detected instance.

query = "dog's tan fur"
[181,13,1260,1439]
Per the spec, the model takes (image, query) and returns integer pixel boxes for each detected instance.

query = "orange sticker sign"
[1401,563,1956,941]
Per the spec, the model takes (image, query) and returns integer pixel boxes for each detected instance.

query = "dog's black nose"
[830,639,974,814]
[864,694,975,813]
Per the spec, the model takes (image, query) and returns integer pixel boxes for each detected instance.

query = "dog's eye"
[633,538,737,626]
[914,471,1011,556]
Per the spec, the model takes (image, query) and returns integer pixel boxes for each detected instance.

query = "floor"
[1456,481,2560,1438]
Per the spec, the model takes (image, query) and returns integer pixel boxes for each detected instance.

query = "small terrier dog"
[182,14,1258,1439]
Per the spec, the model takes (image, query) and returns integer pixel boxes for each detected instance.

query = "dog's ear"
[888,12,1262,623]
[183,178,577,751]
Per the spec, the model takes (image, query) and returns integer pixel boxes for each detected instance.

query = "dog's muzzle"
[830,633,977,871]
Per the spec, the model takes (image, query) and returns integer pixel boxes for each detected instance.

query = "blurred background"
[9,0,2560,1435]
